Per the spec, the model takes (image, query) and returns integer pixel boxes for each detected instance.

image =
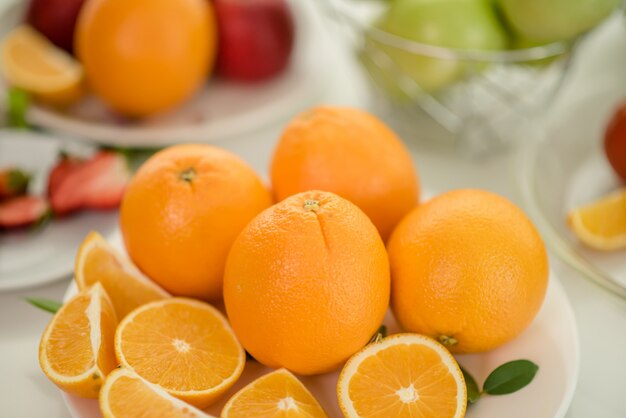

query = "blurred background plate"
[0,0,326,147]
[0,130,117,291]
[519,84,626,299]
[60,228,579,418]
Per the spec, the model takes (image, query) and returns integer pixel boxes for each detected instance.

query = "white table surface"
[1,2,626,417]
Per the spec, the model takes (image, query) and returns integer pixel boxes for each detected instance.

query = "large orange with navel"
[224,190,390,375]
[120,144,272,301]
[387,189,548,353]
[270,106,420,241]
[75,0,216,116]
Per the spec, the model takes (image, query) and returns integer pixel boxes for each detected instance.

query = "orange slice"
[567,189,626,251]
[222,368,328,418]
[115,298,245,409]
[38,282,118,398]
[100,368,216,418]
[337,333,466,418]
[75,231,170,319]
[1,25,83,105]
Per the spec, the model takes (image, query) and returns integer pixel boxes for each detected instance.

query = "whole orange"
[270,106,420,241]
[120,144,272,301]
[387,189,548,353]
[75,0,216,116]
[223,190,390,375]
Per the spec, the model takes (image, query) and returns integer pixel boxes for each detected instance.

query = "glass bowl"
[322,0,583,155]
[518,86,626,299]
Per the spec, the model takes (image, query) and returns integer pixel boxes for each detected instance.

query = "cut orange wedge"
[337,334,466,418]
[222,368,328,418]
[1,25,83,105]
[100,368,216,418]
[38,283,118,398]
[567,189,626,251]
[75,231,170,319]
[115,298,245,409]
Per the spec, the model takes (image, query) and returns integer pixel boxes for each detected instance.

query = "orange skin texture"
[387,189,549,354]
[120,144,272,301]
[224,191,390,375]
[75,0,216,117]
[270,106,420,241]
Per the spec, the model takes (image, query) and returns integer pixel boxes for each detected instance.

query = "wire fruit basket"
[321,0,578,155]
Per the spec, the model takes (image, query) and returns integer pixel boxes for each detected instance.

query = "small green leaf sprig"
[461,360,539,405]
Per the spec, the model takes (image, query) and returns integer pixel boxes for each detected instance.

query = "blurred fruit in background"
[1,25,83,106]
[215,0,295,82]
[0,195,49,229]
[604,101,626,182]
[0,167,30,200]
[26,0,85,53]
[75,0,216,117]
[369,0,508,94]
[49,151,130,216]
[497,0,622,43]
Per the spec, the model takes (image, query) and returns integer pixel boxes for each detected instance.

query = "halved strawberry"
[0,168,31,200]
[50,151,131,216]
[0,195,49,229]
[47,153,84,198]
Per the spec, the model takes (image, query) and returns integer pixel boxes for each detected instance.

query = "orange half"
[115,298,245,409]
[100,368,216,418]
[75,231,170,319]
[38,283,118,398]
[337,334,466,418]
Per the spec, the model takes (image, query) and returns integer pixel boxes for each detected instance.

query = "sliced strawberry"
[47,153,84,198]
[50,151,131,216]
[0,195,49,229]
[0,168,31,200]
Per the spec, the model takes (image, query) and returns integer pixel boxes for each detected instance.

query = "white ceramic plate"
[60,230,579,418]
[0,0,325,147]
[0,130,117,291]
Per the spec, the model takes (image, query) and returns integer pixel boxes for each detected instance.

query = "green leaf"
[6,87,31,129]
[369,325,388,344]
[460,366,481,404]
[483,360,539,395]
[25,297,62,314]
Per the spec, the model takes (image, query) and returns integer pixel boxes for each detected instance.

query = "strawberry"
[0,195,50,229]
[50,151,131,216]
[0,168,31,200]
[47,153,84,198]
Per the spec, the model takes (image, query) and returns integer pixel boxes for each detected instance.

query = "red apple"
[604,101,626,182]
[214,0,295,82]
[26,0,85,53]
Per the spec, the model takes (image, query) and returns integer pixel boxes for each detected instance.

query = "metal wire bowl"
[321,0,578,155]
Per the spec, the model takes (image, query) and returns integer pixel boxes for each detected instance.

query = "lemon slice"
[568,188,626,251]
[1,25,83,105]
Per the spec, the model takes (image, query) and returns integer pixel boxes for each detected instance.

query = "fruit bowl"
[0,0,324,147]
[518,86,626,299]
[322,0,586,155]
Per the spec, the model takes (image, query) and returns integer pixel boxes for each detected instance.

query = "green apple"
[364,0,509,94]
[498,0,621,43]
